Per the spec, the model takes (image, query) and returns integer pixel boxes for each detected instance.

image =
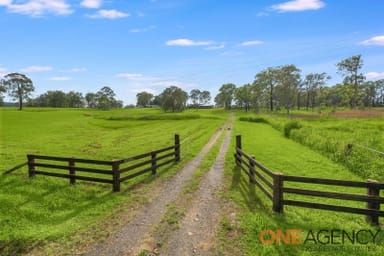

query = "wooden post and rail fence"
[234,135,384,225]
[26,134,180,192]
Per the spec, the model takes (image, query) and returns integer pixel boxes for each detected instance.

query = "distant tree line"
[135,86,211,112]
[28,86,123,110]
[0,73,124,110]
[1,55,383,112]
[214,55,384,112]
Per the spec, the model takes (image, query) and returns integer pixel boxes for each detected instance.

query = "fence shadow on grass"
[231,166,269,212]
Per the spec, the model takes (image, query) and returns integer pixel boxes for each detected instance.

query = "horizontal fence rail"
[234,135,384,225]
[27,134,180,192]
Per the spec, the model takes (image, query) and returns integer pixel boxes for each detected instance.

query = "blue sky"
[1,0,383,105]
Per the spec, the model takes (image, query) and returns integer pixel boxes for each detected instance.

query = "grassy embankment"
[221,112,384,256]
[241,112,384,181]
[0,107,228,254]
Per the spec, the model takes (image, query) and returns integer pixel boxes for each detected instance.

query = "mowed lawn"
[0,107,227,254]
[224,119,384,256]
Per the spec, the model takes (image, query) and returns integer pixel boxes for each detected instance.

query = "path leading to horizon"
[84,115,233,256]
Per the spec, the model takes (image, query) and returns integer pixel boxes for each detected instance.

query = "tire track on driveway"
[84,120,229,256]
[160,122,232,255]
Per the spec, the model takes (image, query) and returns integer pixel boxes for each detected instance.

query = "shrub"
[283,121,301,137]
[239,117,269,124]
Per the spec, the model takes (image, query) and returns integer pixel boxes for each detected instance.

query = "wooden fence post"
[27,154,35,178]
[366,179,380,225]
[235,135,242,166]
[69,158,76,185]
[112,161,120,192]
[175,134,180,162]
[249,156,256,184]
[273,173,284,213]
[151,151,157,175]
[236,135,242,150]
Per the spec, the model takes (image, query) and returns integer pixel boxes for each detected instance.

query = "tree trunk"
[352,86,358,109]
[352,75,358,109]
[270,85,273,111]
[19,96,23,110]
[297,92,301,110]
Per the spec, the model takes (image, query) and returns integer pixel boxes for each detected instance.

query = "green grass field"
[2,107,384,255]
[221,114,384,256]
[0,107,228,254]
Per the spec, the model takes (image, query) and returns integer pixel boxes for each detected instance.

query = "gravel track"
[84,122,227,256]
[160,124,232,256]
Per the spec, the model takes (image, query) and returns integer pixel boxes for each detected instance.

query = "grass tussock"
[239,117,270,124]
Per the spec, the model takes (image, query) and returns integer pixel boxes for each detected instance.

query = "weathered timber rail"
[234,135,384,225]
[27,134,180,192]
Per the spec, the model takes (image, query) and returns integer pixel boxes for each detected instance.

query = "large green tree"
[235,84,252,111]
[254,67,279,111]
[189,89,211,108]
[96,86,119,110]
[35,90,67,107]
[275,65,301,114]
[29,90,84,108]
[337,55,365,109]
[66,91,85,108]
[303,72,330,109]
[375,79,384,106]
[0,78,5,106]
[159,86,188,112]
[136,91,154,107]
[214,83,236,109]
[189,89,201,108]
[3,72,35,110]
[199,90,211,106]
[85,92,97,108]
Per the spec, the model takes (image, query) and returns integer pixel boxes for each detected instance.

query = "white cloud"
[220,51,244,57]
[81,0,102,9]
[166,38,213,47]
[116,73,145,80]
[5,0,72,16]
[116,72,195,90]
[240,40,264,46]
[130,28,143,33]
[21,66,53,72]
[0,0,11,6]
[60,67,87,73]
[365,72,384,80]
[205,44,225,50]
[271,0,325,12]
[87,9,130,19]
[130,25,156,33]
[150,80,196,90]
[361,35,384,46]
[48,76,72,81]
